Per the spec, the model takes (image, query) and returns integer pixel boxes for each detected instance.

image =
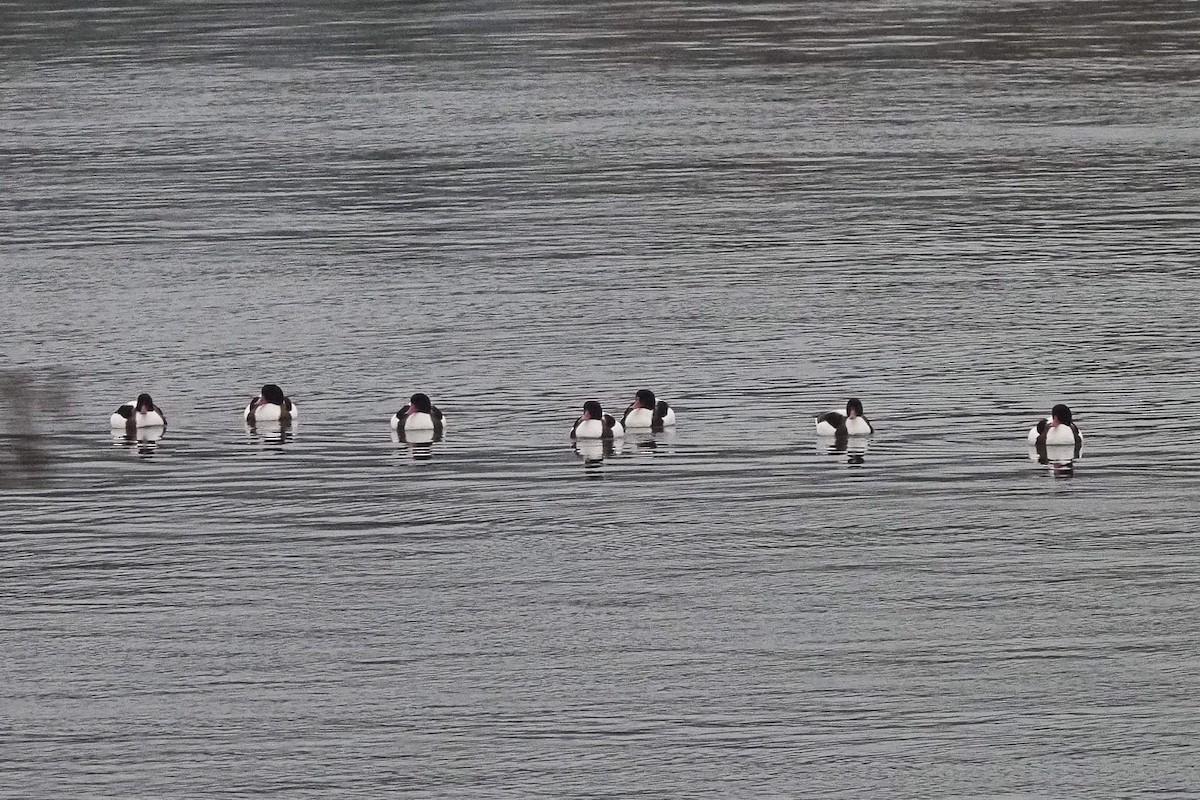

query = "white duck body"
[110,402,165,429]
[623,406,677,428]
[815,411,873,437]
[391,411,443,432]
[244,401,297,423]
[573,437,623,462]
[1027,418,1079,446]
[844,416,872,436]
[1029,443,1080,464]
[112,425,165,443]
[392,427,437,445]
[572,417,624,440]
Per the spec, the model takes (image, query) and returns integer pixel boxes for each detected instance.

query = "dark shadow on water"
[1,370,67,486]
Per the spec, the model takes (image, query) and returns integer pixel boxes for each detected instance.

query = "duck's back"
[623,407,655,428]
[573,416,624,439]
[111,402,165,428]
[1044,424,1079,446]
[245,401,296,422]
[401,411,439,431]
[844,416,872,436]
[1028,418,1079,446]
[815,411,845,436]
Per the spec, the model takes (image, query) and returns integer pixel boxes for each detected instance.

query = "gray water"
[3,2,1200,797]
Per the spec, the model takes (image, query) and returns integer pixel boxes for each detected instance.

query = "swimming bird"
[1027,403,1082,448]
[244,383,296,424]
[110,393,167,431]
[570,400,624,440]
[391,392,446,435]
[815,398,873,436]
[621,388,676,429]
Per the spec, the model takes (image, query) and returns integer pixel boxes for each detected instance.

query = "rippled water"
[3,2,1200,797]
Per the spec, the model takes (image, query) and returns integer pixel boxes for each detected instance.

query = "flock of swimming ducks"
[111,384,1084,451]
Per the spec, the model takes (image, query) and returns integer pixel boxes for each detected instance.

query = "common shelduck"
[815,398,873,436]
[1027,403,1082,448]
[110,393,167,431]
[570,400,624,439]
[244,384,297,424]
[391,392,446,436]
[621,388,676,429]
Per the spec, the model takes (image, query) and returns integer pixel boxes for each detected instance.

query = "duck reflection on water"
[245,419,295,448]
[572,437,623,468]
[821,431,870,465]
[391,426,442,461]
[625,427,676,455]
[1029,440,1082,477]
[112,425,165,457]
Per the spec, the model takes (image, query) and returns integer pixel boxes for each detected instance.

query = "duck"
[815,398,873,436]
[391,393,446,435]
[1027,403,1082,448]
[244,383,297,424]
[110,393,167,430]
[570,400,624,440]
[621,388,676,429]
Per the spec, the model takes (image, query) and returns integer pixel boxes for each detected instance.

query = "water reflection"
[245,421,295,449]
[391,427,442,461]
[626,428,676,456]
[110,426,165,457]
[818,433,871,465]
[572,438,623,468]
[1029,442,1082,477]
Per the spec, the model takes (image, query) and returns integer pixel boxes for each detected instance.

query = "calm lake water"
[3,1,1200,797]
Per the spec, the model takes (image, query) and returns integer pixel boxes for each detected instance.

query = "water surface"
[3,2,1200,797]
